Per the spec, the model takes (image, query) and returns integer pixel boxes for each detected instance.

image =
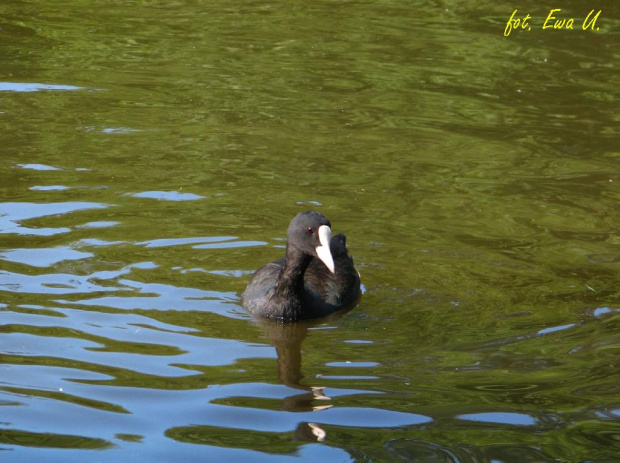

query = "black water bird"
[242,211,361,321]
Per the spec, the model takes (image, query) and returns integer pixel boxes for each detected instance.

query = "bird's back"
[242,233,360,320]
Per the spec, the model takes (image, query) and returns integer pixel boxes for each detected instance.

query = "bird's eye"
[306,227,314,235]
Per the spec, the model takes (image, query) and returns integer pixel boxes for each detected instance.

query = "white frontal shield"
[315,225,335,273]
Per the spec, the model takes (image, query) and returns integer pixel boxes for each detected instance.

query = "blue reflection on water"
[458,412,538,426]
[0,82,83,92]
[132,191,204,201]
[0,202,108,236]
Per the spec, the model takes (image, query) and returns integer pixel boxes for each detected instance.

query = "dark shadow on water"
[253,308,353,414]
[251,310,355,444]
[165,310,354,453]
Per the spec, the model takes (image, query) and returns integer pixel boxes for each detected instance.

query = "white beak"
[315,225,335,273]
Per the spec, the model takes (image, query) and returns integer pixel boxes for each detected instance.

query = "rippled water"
[2,1,620,461]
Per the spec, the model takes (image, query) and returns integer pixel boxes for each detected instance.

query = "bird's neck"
[273,245,312,318]
[279,245,312,290]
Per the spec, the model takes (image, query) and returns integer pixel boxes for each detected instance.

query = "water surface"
[1,1,620,461]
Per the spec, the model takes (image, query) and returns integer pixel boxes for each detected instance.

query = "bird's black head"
[287,211,335,273]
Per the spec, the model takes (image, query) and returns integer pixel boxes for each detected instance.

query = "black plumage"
[242,211,361,321]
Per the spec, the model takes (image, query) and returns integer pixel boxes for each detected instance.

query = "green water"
[1,1,619,461]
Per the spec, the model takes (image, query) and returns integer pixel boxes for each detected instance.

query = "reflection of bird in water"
[256,317,333,412]
[281,386,332,413]
[254,310,352,440]
[294,422,327,442]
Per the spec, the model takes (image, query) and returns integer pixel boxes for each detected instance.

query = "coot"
[242,211,361,321]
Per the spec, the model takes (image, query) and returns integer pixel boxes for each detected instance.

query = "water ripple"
[0,202,108,236]
[0,247,94,268]
[131,191,204,201]
[0,82,83,92]
[0,271,121,295]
